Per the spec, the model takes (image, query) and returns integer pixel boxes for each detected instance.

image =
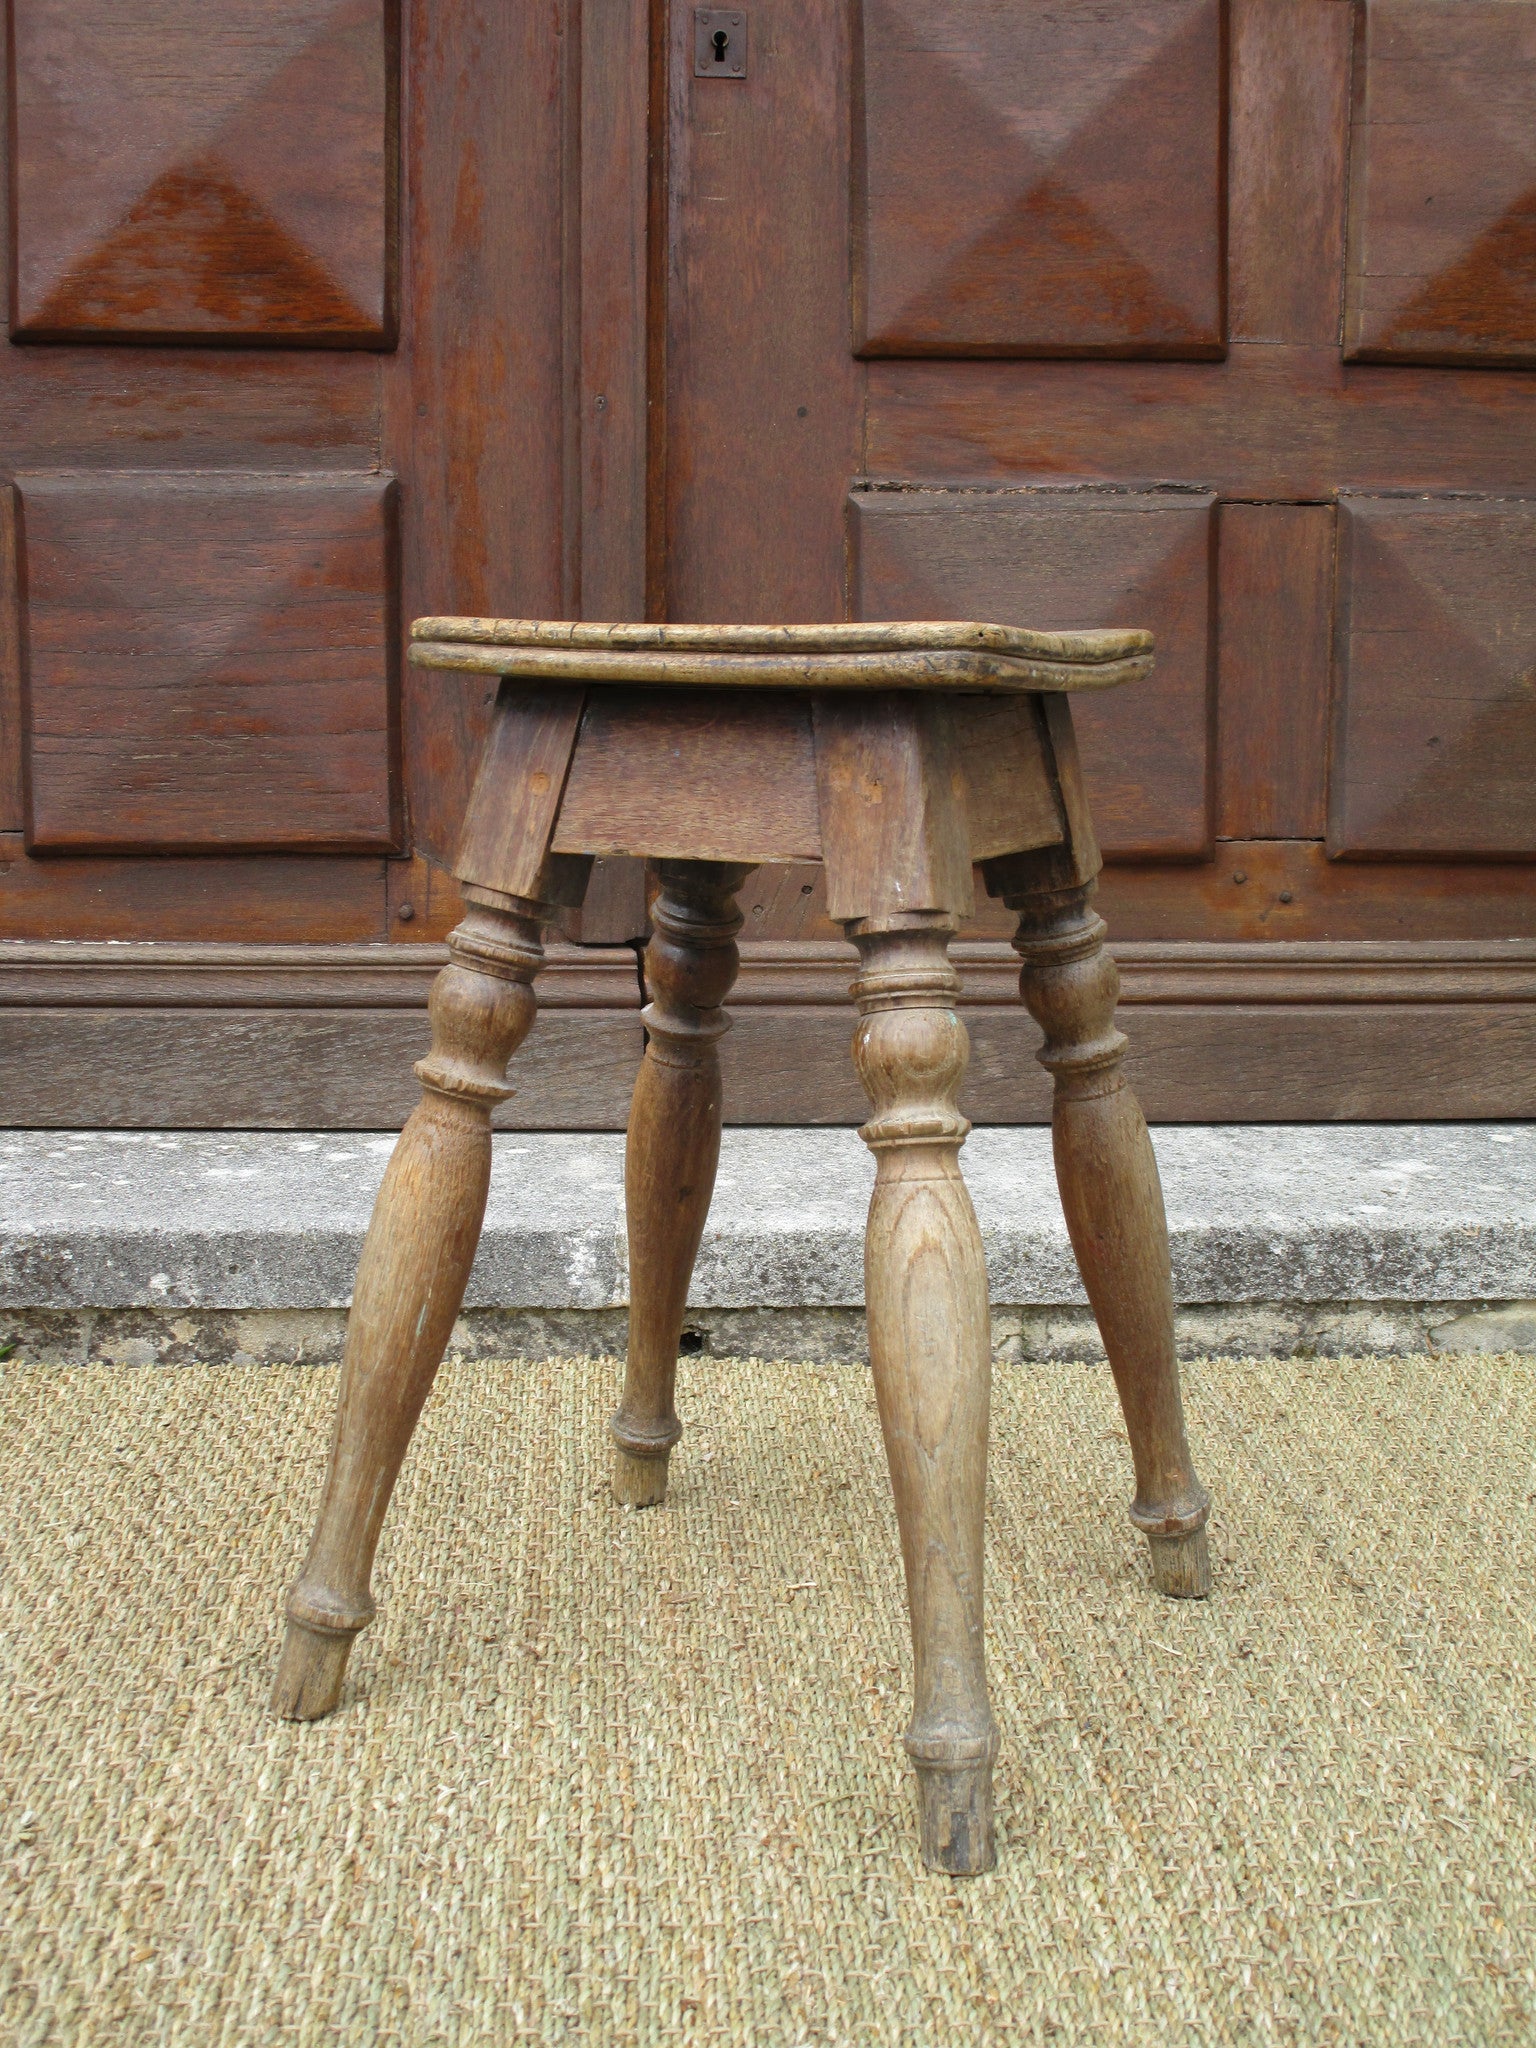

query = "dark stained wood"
[662,0,861,624]
[4,936,1532,1125]
[0,834,389,940]
[1216,503,1334,841]
[383,0,570,867]
[865,346,1536,501]
[11,0,398,346]
[6,980,1531,1126]
[611,861,748,1506]
[19,472,400,852]
[718,985,1536,1127]
[0,483,21,833]
[1227,0,1351,346]
[0,937,642,1007]
[1345,0,1536,367]
[579,0,650,622]
[0,350,381,472]
[384,853,461,942]
[852,488,1216,858]
[856,0,1226,359]
[1095,840,1536,940]
[0,1001,644,1132]
[1329,497,1536,860]
[554,688,822,862]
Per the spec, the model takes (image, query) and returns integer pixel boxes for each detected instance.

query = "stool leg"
[611,861,750,1507]
[271,901,545,1719]
[851,923,998,1876]
[1012,883,1211,1598]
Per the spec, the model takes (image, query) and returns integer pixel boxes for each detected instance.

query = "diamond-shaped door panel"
[1330,498,1536,858]
[850,488,1216,859]
[19,472,400,852]
[11,0,397,345]
[855,0,1227,358]
[1345,0,1536,366]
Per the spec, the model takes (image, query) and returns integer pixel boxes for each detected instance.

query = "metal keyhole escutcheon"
[694,8,747,76]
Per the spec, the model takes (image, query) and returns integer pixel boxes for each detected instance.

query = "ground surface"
[2,1354,1533,2046]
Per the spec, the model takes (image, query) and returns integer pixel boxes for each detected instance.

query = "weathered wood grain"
[273,898,547,1718]
[1003,872,1210,1596]
[611,861,750,1506]
[554,691,823,863]
[850,922,997,1873]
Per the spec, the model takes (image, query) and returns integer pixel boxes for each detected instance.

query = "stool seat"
[409,614,1153,693]
[268,616,1213,1879]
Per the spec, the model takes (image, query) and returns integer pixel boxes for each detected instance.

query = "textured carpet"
[2,1354,1533,2047]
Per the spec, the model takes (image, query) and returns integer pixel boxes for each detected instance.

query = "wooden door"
[4,0,1533,1128]
[660,0,1536,1121]
[0,0,650,1125]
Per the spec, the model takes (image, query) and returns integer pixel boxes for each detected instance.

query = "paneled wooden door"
[4,0,1534,1126]
[0,0,652,1125]
[662,0,1536,1121]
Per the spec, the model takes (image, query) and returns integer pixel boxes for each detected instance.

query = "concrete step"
[0,1125,1532,1364]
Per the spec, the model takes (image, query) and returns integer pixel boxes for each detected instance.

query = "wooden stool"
[270,618,1212,1876]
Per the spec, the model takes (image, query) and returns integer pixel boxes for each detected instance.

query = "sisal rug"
[1,1354,1533,2046]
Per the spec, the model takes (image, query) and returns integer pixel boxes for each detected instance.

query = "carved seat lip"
[408,616,1153,694]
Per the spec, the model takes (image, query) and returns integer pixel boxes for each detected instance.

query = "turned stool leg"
[1012,883,1211,1598]
[851,922,998,1875]
[611,860,750,1506]
[271,898,545,1718]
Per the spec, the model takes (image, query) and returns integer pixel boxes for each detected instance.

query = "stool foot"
[611,1443,672,1508]
[1147,1524,1212,1600]
[912,1751,997,1876]
[269,1618,359,1721]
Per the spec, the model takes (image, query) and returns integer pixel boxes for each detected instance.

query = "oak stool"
[271,618,1212,1876]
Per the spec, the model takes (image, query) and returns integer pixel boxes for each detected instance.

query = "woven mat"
[2,1355,1533,2047]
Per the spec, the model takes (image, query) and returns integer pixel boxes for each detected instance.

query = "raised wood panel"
[1227,0,1351,347]
[1216,502,1334,841]
[1330,497,1536,861]
[855,0,1226,358]
[852,488,1215,859]
[1345,0,1536,367]
[20,472,399,853]
[10,0,397,346]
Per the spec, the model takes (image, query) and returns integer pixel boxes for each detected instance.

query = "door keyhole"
[712,27,729,62]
